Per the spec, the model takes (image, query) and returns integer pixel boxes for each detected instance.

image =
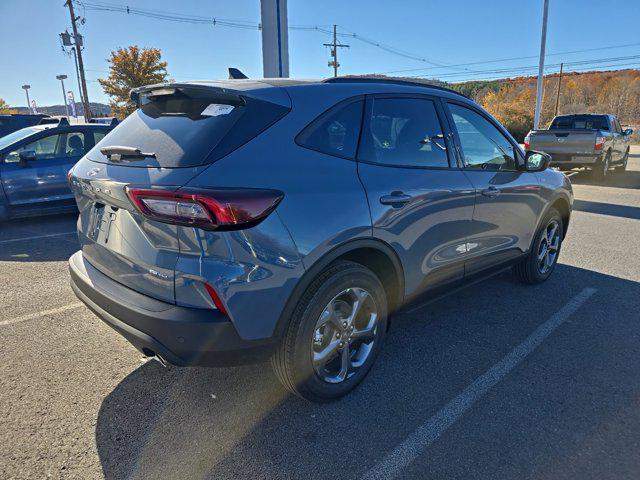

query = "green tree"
[99,46,168,118]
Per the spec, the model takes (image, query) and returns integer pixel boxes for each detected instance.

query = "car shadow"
[569,168,640,189]
[573,199,640,221]
[95,264,640,479]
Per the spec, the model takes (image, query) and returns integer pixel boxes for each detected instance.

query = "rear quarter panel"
[179,84,373,340]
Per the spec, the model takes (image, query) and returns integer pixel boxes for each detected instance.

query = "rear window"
[550,115,609,130]
[87,90,289,168]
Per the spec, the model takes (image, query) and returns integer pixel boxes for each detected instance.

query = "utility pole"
[65,0,91,120]
[534,0,549,129]
[22,85,32,114]
[324,25,349,77]
[56,75,70,118]
[554,62,563,117]
[71,47,84,113]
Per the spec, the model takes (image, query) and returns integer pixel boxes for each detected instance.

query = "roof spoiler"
[130,83,246,108]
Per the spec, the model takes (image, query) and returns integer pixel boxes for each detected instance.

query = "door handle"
[380,192,412,207]
[481,186,501,198]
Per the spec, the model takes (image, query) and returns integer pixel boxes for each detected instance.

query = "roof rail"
[322,76,469,99]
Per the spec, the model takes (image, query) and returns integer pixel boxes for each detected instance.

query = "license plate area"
[88,203,116,243]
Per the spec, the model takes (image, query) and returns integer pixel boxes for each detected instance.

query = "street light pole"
[21,85,32,114]
[534,0,550,130]
[56,75,70,118]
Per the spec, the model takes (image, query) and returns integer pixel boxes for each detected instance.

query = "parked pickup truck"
[524,114,633,179]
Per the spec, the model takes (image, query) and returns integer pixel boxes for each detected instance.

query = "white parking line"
[361,287,597,480]
[0,231,76,245]
[0,302,84,327]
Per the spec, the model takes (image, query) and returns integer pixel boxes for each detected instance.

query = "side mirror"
[18,150,36,167]
[624,128,633,136]
[525,150,551,172]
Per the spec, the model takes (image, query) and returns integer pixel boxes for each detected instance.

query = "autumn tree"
[0,98,17,114]
[99,46,168,118]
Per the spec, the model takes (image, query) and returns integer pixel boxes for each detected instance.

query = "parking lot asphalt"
[2,147,639,480]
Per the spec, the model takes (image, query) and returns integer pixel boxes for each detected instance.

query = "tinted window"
[64,132,86,156]
[449,103,518,171]
[359,98,449,167]
[93,131,107,144]
[87,91,290,168]
[550,115,609,130]
[297,99,363,158]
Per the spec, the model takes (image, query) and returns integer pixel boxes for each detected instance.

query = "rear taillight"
[125,187,283,230]
[67,168,74,190]
[594,136,605,151]
[523,132,531,151]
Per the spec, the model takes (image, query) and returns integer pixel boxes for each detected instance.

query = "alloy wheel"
[537,220,560,274]
[311,287,379,384]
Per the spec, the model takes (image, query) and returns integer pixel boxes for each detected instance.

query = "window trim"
[355,93,457,170]
[443,99,525,172]
[294,95,366,161]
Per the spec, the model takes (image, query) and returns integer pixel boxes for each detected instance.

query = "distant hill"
[14,102,111,117]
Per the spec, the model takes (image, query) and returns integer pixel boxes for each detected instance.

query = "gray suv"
[68,78,573,402]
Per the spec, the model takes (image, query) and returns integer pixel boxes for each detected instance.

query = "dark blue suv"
[68,78,573,402]
[0,121,113,220]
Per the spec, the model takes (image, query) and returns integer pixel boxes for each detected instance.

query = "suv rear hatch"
[70,81,291,303]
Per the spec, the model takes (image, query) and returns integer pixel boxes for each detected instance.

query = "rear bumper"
[69,251,277,366]
[548,152,602,168]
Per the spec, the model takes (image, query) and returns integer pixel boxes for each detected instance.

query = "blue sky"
[1,0,639,107]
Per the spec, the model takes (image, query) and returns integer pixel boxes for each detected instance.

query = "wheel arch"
[273,238,405,337]
[550,196,571,239]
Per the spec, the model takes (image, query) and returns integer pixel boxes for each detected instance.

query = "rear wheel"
[272,261,388,402]
[513,208,563,284]
[615,148,629,173]
[592,151,611,180]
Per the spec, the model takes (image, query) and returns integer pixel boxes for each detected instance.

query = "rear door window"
[359,97,449,168]
[296,99,364,159]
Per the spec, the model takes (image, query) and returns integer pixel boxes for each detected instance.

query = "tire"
[615,148,629,173]
[592,151,611,180]
[513,208,563,285]
[272,260,388,402]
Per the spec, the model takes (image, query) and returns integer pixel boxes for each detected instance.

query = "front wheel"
[513,208,563,284]
[272,261,388,402]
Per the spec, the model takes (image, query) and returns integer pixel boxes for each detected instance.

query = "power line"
[378,42,640,74]
[446,61,640,83]
[73,0,640,79]
[416,54,640,80]
[73,0,456,71]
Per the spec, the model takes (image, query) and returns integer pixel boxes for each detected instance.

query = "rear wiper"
[100,146,156,162]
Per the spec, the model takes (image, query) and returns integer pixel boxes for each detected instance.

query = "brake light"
[594,136,605,151]
[126,187,283,230]
[524,132,531,151]
[67,168,74,190]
